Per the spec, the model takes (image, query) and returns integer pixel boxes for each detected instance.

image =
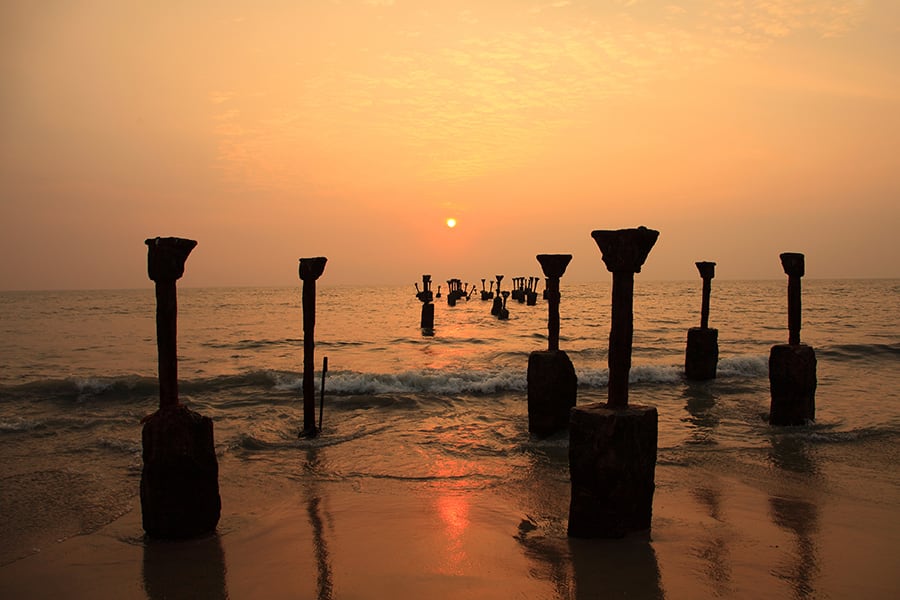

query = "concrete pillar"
[299,257,327,437]
[527,254,576,437]
[568,227,659,538]
[140,237,221,539]
[685,261,719,380]
[769,253,816,425]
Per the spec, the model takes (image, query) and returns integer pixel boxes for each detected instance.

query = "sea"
[1,278,898,571]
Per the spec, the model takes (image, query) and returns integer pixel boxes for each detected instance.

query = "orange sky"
[2,0,898,290]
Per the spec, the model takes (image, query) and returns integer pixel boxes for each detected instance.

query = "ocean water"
[1,279,898,567]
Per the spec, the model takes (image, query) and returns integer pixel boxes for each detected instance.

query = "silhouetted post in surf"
[141,236,221,539]
[685,261,719,380]
[299,257,327,437]
[416,274,435,334]
[527,254,577,437]
[491,275,504,316]
[769,253,816,425]
[526,277,539,306]
[499,291,510,320]
[568,226,659,538]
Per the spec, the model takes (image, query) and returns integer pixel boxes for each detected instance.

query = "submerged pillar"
[685,261,719,380]
[769,253,816,425]
[416,274,435,334]
[568,227,659,538]
[491,275,504,316]
[140,237,221,539]
[527,254,577,437]
[300,257,328,437]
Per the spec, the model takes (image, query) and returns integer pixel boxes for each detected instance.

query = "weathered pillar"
[140,237,221,539]
[769,253,816,425]
[568,227,659,538]
[416,274,435,333]
[491,275,504,316]
[527,254,577,437]
[685,261,719,380]
[526,277,539,306]
[299,257,327,437]
[499,291,510,320]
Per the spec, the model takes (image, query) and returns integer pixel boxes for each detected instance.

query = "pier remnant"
[140,237,221,539]
[415,274,435,334]
[769,253,816,425]
[299,257,328,437]
[499,291,510,320]
[685,261,719,380]
[491,275,504,316]
[568,227,659,539]
[527,254,577,437]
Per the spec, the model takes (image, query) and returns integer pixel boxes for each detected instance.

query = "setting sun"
[446,218,457,229]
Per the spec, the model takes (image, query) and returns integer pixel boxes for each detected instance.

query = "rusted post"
[141,237,220,539]
[299,257,327,437]
[527,254,576,437]
[769,253,816,425]
[685,261,719,380]
[568,227,659,538]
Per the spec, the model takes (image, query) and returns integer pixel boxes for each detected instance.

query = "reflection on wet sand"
[682,383,720,444]
[690,483,733,597]
[515,524,664,599]
[768,433,821,599]
[143,534,228,600]
[769,495,820,599]
[303,448,334,600]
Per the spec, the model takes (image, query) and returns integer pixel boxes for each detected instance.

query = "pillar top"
[590,226,659,273]
[695,261,716,279]
[145,237,197,282]
[298,256,328,281]
[780,253,805,277]
[536,254,573,279]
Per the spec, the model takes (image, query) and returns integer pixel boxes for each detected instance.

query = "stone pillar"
[491,275,504,316]
[568,227,659,539]
[527,254,576,437]
[416,274,435,333]
[499,291,510,320]
[141,237,221,539]
[769,253,816,425]
[685,261,719,380]
[299,257,327,437]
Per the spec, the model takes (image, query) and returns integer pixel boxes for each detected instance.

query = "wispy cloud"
[208,0,870,190]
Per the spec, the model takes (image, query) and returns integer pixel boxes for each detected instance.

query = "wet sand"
[1,443,898,600]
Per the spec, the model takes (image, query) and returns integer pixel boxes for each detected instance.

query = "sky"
[2,0,898,290]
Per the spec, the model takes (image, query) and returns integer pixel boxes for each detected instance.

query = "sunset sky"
[2,0,898,290]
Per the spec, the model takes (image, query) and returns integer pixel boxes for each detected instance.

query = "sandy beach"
[2,430,897,600]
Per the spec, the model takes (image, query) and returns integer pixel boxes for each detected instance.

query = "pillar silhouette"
[569,227,659,538]
[140,237,220,539]
[769,253,816,425]
[527,254,576,437]
[299,257,327,437]
[685,261,719,380]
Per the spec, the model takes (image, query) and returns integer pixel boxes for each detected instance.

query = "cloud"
[208,0,871,190]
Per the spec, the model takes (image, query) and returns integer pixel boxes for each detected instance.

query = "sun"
[446,217,457,229]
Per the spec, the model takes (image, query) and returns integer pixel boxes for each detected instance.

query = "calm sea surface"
[1,279,898,565]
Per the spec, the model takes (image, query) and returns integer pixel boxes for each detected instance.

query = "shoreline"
[2,440,898,599]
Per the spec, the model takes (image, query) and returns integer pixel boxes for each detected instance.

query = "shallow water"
[1,279,898,572]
